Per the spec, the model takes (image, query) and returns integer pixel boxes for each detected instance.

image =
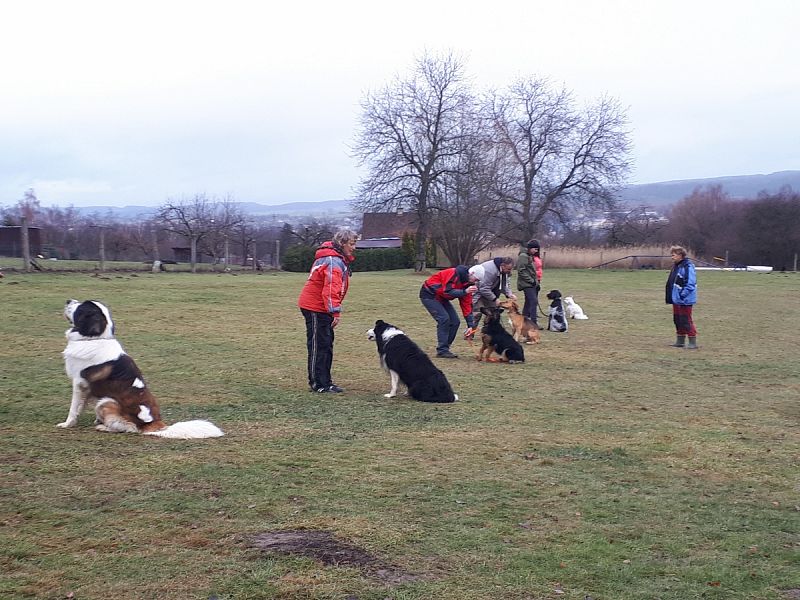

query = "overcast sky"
[1,0,797,208]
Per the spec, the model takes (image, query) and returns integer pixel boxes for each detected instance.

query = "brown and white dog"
[497,299,540,344]
[59,299,224,439]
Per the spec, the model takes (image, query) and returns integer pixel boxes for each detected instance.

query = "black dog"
[546,289,568,332]
[367,319,457,403]
[477,306,525,363]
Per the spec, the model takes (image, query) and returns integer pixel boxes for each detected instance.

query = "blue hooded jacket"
[665,258,697,305]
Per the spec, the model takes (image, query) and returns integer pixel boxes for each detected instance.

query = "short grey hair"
[333,229,359,246]
[670,245,687,258]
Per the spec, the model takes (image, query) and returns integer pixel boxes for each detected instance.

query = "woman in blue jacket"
[665,245,698,349]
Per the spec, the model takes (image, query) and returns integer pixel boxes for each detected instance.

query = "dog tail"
[410,378,457,403]
[144,420,224,439]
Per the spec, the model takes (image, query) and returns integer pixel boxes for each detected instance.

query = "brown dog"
[497,299,540,344]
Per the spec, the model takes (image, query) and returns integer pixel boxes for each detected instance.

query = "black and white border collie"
[366,319,458,403]
[59,299,224,439]
[546,290,569,333]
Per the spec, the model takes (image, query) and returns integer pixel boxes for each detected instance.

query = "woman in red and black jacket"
[419,265,480,358]
[298,230,357,393]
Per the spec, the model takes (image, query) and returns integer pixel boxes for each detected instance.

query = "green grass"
[0,268,798,600]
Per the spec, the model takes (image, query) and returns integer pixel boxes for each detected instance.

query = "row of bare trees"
[1,191,341,271]
[662,186,800,269]
[353,51,632,269]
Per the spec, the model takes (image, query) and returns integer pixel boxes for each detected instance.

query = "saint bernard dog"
[59,299,224,439]
[366,319,458,403]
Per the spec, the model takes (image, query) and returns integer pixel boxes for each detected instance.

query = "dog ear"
[376,319,384,326]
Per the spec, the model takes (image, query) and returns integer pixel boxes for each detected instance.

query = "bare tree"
[230,219,259,266]
[196,198,245,268]
[155,195,231,272]
[289,220,336,247]
[126,219,164,261]
[487,77,632,243]
[429,123,503,264]
[354,51,472,270]
[603,206,670,247]
[1,188,42,226]
[738,187,800,269]
[664,185,733,259]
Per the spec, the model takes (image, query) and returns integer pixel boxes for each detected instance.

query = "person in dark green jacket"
[516,239,543,328]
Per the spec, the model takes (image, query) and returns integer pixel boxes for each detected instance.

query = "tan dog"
[497,299,540,344]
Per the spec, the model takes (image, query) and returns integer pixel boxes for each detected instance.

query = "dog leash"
[537,303,549,319]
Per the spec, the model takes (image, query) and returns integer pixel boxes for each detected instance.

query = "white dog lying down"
[563,296,589,320]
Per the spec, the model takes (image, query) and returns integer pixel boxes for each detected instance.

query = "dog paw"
[95,424,110,432]
[383,393,396,398]
[56,421,74,428]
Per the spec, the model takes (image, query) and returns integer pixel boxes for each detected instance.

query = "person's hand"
[466,285,477,294]
[509,293,517,300]
[332,315,340,328]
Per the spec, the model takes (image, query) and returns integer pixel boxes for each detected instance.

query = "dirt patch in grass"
[251,529,421,584]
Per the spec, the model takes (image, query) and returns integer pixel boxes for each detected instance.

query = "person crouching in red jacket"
[297,230,358,393]
[419,265,481,358]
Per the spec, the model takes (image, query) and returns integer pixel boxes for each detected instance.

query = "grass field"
[1,267,798,600]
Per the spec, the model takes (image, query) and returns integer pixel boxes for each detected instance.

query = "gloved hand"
[463,327,476,340]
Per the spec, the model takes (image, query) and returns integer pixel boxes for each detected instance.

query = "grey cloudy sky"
[1,0,797,208]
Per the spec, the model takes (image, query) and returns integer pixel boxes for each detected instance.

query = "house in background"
[358,210,445,266]
[0,226,43,257]
[357,210,419,249]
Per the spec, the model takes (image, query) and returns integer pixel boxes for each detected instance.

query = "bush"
[352,248,411,271]
[281,245,316,272]
[400,233,438,268]
[282,245,412,272]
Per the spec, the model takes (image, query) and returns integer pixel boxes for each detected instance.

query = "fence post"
[98,226,106,272]
[21,217,31,272]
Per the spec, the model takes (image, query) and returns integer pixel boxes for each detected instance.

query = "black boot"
[686,336,698,349]
[670,335,686,347]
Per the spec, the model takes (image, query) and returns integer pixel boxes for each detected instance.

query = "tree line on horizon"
[2,183,798,270]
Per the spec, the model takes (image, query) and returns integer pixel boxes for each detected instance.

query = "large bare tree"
[428,121,504,264]
[487,77,632,243]
[354,51,472,270]
[155,195,243,272]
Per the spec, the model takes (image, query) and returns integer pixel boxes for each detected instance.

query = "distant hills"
[46,170,800,220]
[67,199,354,221]
[618,170,800,207]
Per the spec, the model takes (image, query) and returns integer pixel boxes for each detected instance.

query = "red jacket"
[533,255,543,281]
[420,266,475,326]
[297,242,354,315]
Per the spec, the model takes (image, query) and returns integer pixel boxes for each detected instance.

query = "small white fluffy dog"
[563,296,589,320]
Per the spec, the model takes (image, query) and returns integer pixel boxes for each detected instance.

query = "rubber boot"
[670,335,686,347]
[686,336,698,349]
